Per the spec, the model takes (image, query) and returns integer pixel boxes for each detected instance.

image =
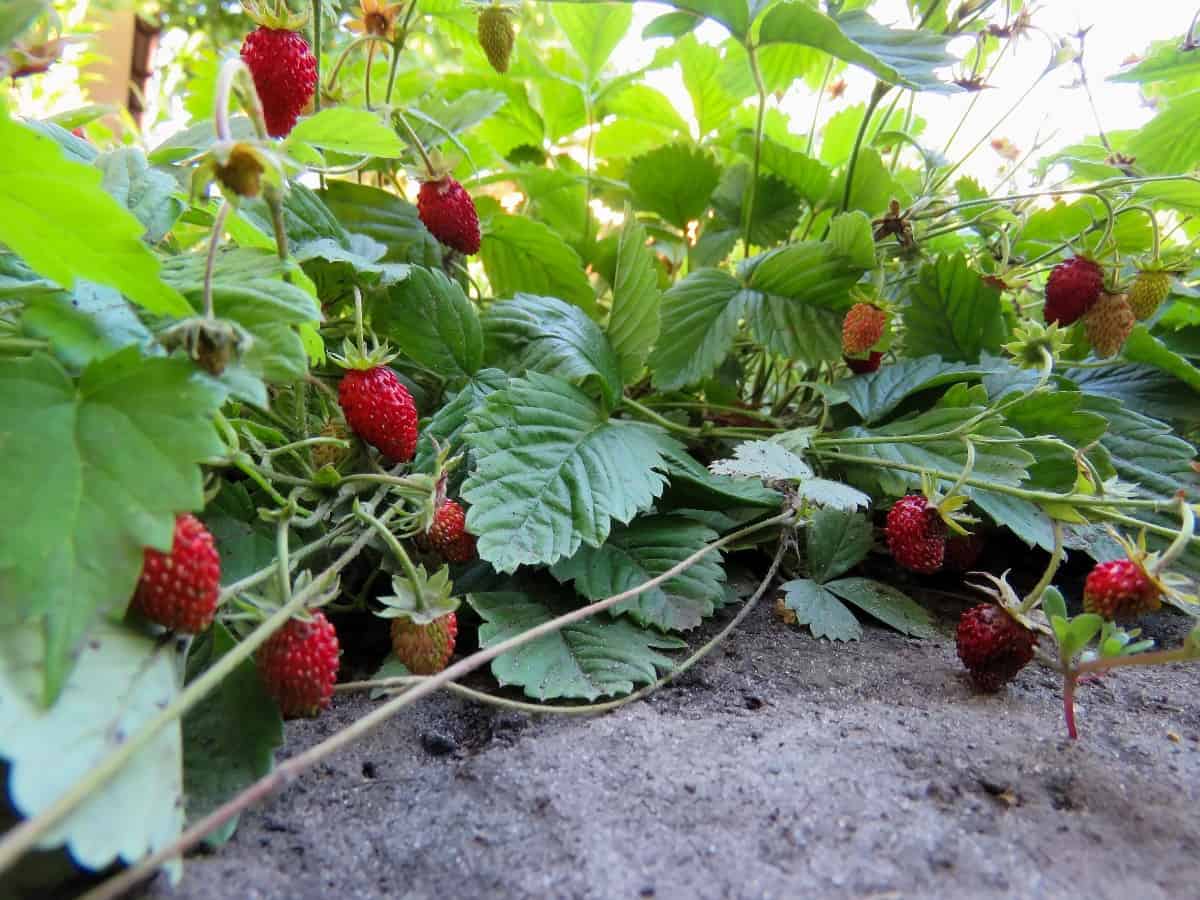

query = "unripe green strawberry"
[257,610,340,718]
[130,514,221,633]
[1083,558,1160,620]
[1083,292,1135,358]
[1127,270,1171,320]
[477,5,515,74]
[391,613,457,675]
[841,303,887,355]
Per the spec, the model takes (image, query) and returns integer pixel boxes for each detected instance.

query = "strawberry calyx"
[329,336,398,371]
[241,0,309,31]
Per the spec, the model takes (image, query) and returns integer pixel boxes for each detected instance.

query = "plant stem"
[201,202,230,320]
[1020,520,1064,613]
[741,42,767,259]
[393,108,437,178]
[312,0,321,113]
[1063,672,1078,740]
[265,187,289,263]
[807,58,834,156]
[77,512,795,900]
[838,81,889,216]
[0,511,388,877]
[621,396,699,438]
[354,504,424,608]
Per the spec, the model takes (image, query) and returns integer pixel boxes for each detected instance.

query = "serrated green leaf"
[747,293,844,368]
[553,3,632,79]
[758,4,957,91]
[1110,41,1200,86]
[552,516,726,632]
[0,351,224,700]
[832,355,1000,423]
[479,203,596,314]
[608,215,661,382]
[627,142,721,229]
[737,133,832,206]
[412,368,508,471]
[806,509,871,583]
[780,579,862,641]
[972,490,1056,551]
[320,181,442,267]
[903,253,1007,362]
[483,293,622,407]
[710,163,801,247]
[642,10,699,38]
[1126,90,1200,175]
[1065,363,1200,425]
[183,623,282,847]
[461,373,678,572]
[825,577,936,638]
[469,590,683,700]
[1121,325,1200,392]
[376,266,482,378]
[0,106,189,316]
[710,440,814,481]
[20,280,153,369]
[745,214,874,309]
[288,107,405,157]
[0,618,183,867]
[95,147,183,244]
[648,268,748,390]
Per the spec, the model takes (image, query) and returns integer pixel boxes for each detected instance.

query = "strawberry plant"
[1,0,1199,894]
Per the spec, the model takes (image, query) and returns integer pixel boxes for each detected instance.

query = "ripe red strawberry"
[1127,270,1171,320]
[886,495,946,574]
[130,514,221,633]
[418,177,481,254]
[943,532,984,572]
[337,366,419,463]
[1083,558,1160,619]
[1043,256,1103,325]
[257,610,340,718]
[391,613,457,675]
[1083,292,1135,358]
[477,5,515,74]
[845,351,883,375]
[956,603,1037,692]
[240,27,317,138]
[841,303,887,355]
[428,501,476,563]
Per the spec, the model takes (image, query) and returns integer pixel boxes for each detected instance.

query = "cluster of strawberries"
[884,494,1170,693]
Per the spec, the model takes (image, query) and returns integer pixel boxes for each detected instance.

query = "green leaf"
[608,214,661,382]
[806,509,871,584]
[95,148,183,244]
[903,253,1008,363]
[20,281,152,370]
[407,90,508,151]
[1092,398,1200,506]
[671,33,746,136]
[376,266,482,379]
[710,440,814,481]
[971,491,1055,551]
[747,293,844,368]
[648,268,749,390]
[1109,42,1200,85]
[479,203,596,314]
[0,106,189,316]
[710,163,801,247]
[1121,325,1200,392]
[739,133,833,206]
[482,293,623,407]
[1065,363,1200,425]
[553,3,632,79]
[0,351,224,700]
[745,212,875,308]
[757,4,956,91]
[287,107,405,157]
[319,181,442,267]
[1125,90,1200,175]
[470,590,683,700]
[0,618,183,868]
[412,368,508,471]
[832,355,999,423]
[829,148,907,217]
[825,578,936,637]
[627,143,721,229]
[183,623,282,847]
[551,516,726,632]
[1041,585,1068,623]
[461,373,678,572]
[780,579,862,641]
[642,10,699,39]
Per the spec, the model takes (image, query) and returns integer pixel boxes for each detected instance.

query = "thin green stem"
[741,43,768,259]
[354,504,425,610]
[201,201,230,321]
[1019,520,1064,613]
[807,58,834,156]
[312,0,321,113]
[838,82,889,216]
[393,108,437,178]
[323,35,390,95]
[621,396,699,438]
[939,37,1012,157]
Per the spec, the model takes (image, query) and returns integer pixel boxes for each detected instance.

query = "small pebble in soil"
[361,761,378,779]
[421,731,457,756]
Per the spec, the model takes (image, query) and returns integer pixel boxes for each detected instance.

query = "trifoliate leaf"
[470,591,684,700]
[375,266,483,379]
[551,516,726,632]
[479,203,596,315]
[627,142,721,229]
[806,509,872,583]
[780,579,862,641]
[0,618,184,869]
[461,373,679,572]
[648,268,750,390]
[902,253,1008,363]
